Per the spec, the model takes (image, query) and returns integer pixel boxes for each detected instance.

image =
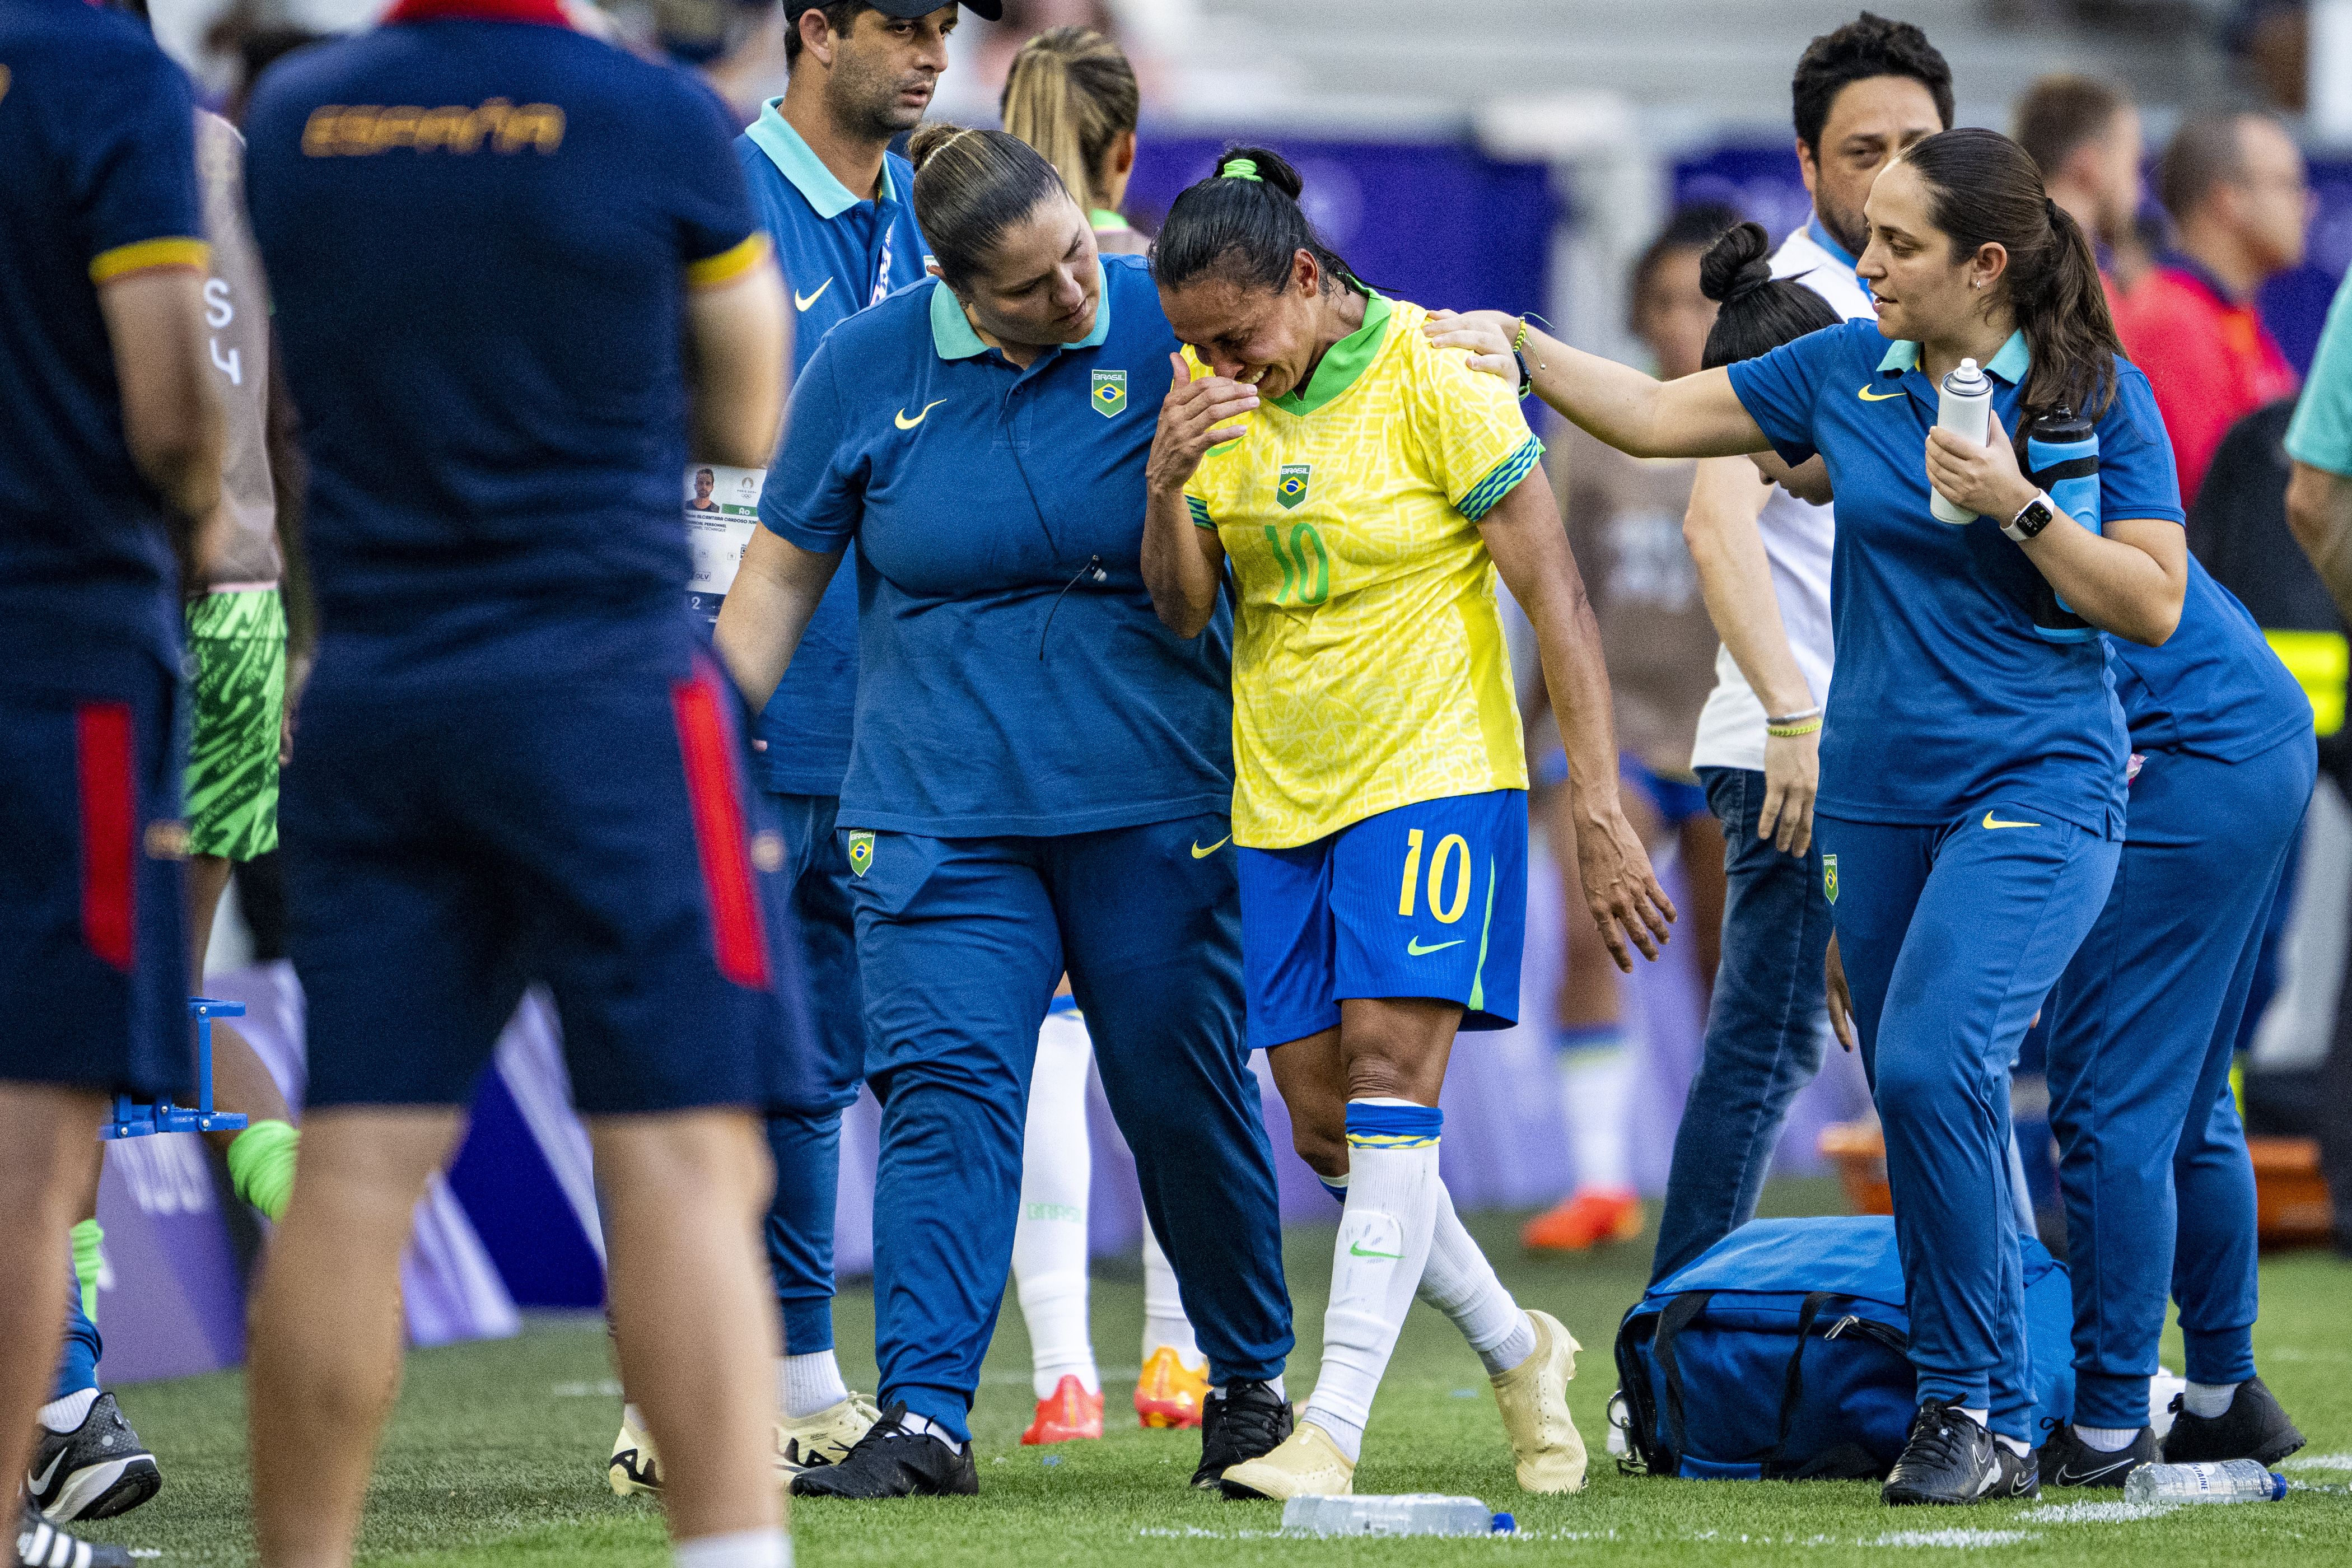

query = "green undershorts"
[184,587,286,862]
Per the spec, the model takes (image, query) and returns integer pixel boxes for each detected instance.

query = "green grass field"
[92,1178,2352,1566]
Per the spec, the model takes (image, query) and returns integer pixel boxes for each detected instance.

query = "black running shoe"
[1191,1379,1292,1491]
[26,1393,160,1522]
[2160,1376,2306,1467]
[1995,1443,2041,1501]
[15,1504,133,1568]
[788,1403,977,1499]
[1883,1401,2000,1506]
[2037,1421,2157,1490]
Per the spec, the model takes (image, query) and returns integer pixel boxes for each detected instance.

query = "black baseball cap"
[786,0,1004,21]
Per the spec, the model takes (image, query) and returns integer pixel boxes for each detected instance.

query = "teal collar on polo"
[1878,329,2031,382]
[744,101,895,220]
[928,274,1113,361]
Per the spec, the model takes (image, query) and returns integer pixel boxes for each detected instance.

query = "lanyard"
[870,222,895,308]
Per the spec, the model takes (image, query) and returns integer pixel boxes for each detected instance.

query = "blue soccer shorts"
[1236,788,1527,1050]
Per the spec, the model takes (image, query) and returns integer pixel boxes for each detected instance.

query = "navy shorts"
[0,661,190,1099]
[284,653,806,1116]
[1237,789,1527,1049]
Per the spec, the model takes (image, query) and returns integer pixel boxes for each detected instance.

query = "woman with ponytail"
[1142,146,1672,1502]
[1428,127,2190,1507]
[1000,26,1145,255]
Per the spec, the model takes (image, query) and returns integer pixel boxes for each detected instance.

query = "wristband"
[1767,717,1823,738]
[1513,316,1531,353]
[1765,706,1822,727]
[1511,347,1533,399]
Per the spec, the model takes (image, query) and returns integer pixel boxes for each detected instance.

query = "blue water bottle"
[2023,405,2099,641]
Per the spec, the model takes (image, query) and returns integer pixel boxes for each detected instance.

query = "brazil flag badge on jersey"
[1823,853,1838,905]
[1091,369,1127,418]
[1277,463,1311,510]
[848,831,875,876]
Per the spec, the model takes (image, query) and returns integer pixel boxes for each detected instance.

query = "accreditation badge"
[847,831,875,876]
[1091,368,1127,418]
[683,464,765,632]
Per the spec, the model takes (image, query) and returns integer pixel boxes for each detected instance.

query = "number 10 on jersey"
[1262,522,1329,605]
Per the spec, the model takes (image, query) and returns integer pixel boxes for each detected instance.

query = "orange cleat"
[1520,1187,1644,1253]
[1020,1375,1104,1445]
[1133,1344,1212,1430]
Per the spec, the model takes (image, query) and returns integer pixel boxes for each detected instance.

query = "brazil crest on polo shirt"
[1091,368,1126,417]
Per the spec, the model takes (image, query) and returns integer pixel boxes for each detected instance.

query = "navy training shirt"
[734,104,929,797]
[0,0,202,690]
[1728,321,2184,836]
[760,255,1235,837]
[2109,555,2310,764]
[245,18,763,692]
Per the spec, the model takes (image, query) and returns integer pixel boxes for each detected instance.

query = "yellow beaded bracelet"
[1767,718,1823,738]
[1513,316,1532,353]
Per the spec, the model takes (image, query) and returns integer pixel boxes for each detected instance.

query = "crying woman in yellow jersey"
[1138,146,1673,1501]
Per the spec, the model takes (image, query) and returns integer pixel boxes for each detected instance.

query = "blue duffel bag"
[1611,1215,2075,1480]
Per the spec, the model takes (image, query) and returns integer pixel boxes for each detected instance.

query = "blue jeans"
[1650,766,1836,1286]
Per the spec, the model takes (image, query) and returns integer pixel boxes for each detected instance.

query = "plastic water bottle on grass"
[1282,1494,1507,1536]
[2125,1459,2286,1505]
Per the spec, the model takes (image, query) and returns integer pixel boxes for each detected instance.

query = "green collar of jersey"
[1268,287,1391,417]
[1089,208,1131,233]
[745,101,895,220]
[929,276,1112,361]
[1877,328,2030,384]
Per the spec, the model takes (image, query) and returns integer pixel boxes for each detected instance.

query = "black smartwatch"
[2003,491,2056,544]
[1511,346,1533,399]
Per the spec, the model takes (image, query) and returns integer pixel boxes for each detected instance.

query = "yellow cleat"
[608,1407,661,1497]
[1134,1345,1212,1430]
[1491,1309,1588,1493]
[777,1391,881,1477]
[1216,1421,1355,1501]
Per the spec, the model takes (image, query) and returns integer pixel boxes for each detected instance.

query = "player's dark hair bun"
[1151,144,1360,297]
[1698,220,1776,306]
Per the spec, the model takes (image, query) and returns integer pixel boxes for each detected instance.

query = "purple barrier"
[91,1136,246,1385]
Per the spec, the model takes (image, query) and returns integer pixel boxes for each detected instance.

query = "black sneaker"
[1883,1401,2000,1506]
[1995,1443,2041,1500]
[2037,1421,2158,1489]
[788,1403,977,1499]
[15,1504,133,1568]
[26,1393,160,1522]
[1191,1379,1293,1490]
[2160,1376,2306,1467]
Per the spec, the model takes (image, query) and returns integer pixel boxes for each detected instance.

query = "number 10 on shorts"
[1398,828,1474,923]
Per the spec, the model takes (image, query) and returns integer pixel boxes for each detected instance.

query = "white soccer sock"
[2183,1381,2240,1419]
[2073,1424,2139,1452]
[36,1387,97,1435]
[777,1352,849,1420]
[1013,1009,1098,1398]
[674,1527,790,1568]
[1959,1407,1990,1429]
[1556,1026,1634,1193]
[1418,1182,1536,1375]
[896,1411,966,1452]
[1300,1099,1444,1464]
[1140,1221,1202,1368]
[1996,1434,2030,1458]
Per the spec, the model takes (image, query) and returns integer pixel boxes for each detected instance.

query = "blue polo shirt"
[0,0,202,691]
[245,17,760,693]
[735,105,930,797]
[1729,320,2183,834]
[2109,557,2310,762]
[760,254,1234,837]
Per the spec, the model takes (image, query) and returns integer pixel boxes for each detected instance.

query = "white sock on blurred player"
[1012,1005,1098,1398]
[1139,1219,1201,1366]
[1556,1025,1634,1191]
[674,1528,788,1568]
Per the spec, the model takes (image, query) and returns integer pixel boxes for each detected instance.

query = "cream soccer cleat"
[607,1406,661,1497]
[777,1390,882,1478]
[1216,1421,1355,1501]
[1491,1309,1588,1493]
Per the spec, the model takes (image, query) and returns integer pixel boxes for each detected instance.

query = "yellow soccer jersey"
[1184,293,1543,848]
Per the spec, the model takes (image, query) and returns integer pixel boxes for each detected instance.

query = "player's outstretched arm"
[101,267,223,558]
[1480,464,1675,970]
[685,250,791,469]
[1142,351,1251,638]
[712,527,842,711]
[1424,310,1767,461]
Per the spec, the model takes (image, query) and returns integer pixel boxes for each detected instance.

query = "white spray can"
[1929,356,1993,525]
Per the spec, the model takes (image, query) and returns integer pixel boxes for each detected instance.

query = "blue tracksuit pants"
[1819,805,2119,1439]
[849,813,1292,1441]
[2042,736,2313,1428]
[760,791,866,1357]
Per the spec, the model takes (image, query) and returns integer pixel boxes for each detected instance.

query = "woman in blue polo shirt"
[1432,127,2188,1506]
[713,123,1294,1500]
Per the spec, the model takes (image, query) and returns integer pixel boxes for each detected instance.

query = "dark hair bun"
[1698,220,1775,306]
[1212,144,1303,201]
[907,121,970,175]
